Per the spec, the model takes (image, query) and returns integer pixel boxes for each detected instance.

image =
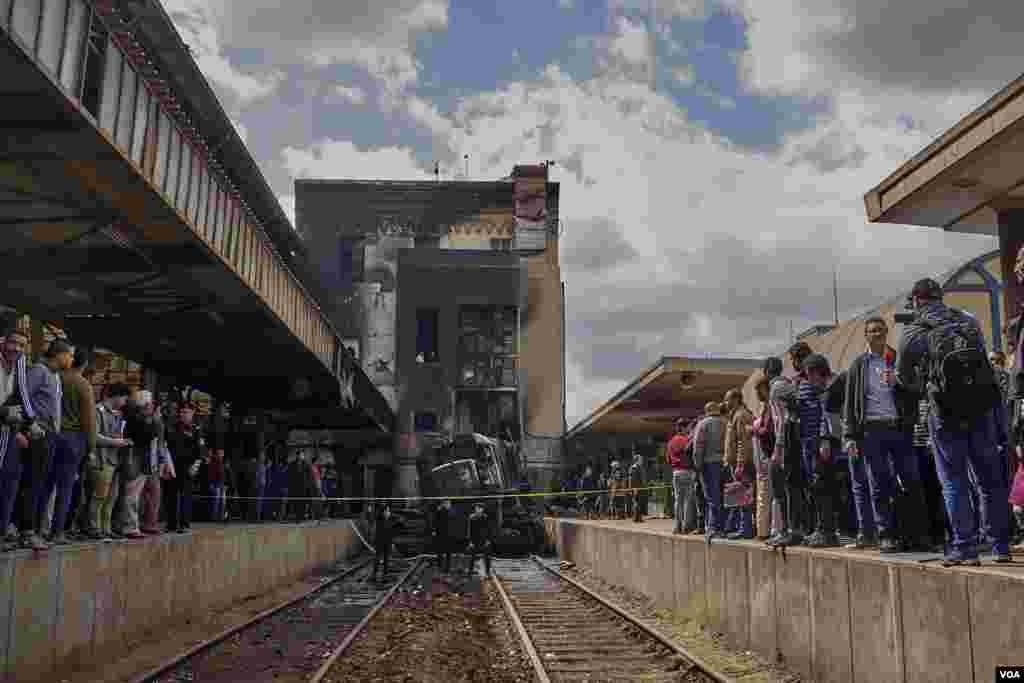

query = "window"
[458,305,518,387]
[154,110,171,190]
[115,60,136,151]
[38,0,68,77]
[75,4,102,112]
[98,37,121,135]
[130,85,149,166]
[415,309,439,363]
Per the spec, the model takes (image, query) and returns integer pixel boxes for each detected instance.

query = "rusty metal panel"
[130,84,149,166]
[37,0,67,76]
[114,58,135,151]
[10,0,41,51]
[58,0,88,96]
[98,36,120,135]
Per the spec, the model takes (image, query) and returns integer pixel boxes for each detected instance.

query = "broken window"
[415,309,439,363]
[454,390,519,437]
[458,305,518,388]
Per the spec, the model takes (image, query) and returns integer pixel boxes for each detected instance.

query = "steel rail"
[308,557,426,683]
[129,555,376,683]
[491,571,552,683]
[529,555,736,683]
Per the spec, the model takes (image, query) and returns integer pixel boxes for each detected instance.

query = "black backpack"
[925,319,999,424]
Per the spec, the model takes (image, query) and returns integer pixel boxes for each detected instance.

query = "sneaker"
[726,531,753,540]
[122,531,144,539]
[879,538,902,554]
[976,541,993,554]
[994,552,1013,564]
[942,557,981,567]
[765,532,783,546]
[24,534,48,551]
[690,528,705,536]
[805,531,841,548]
[846,534,878,549]
[672,529,684,535]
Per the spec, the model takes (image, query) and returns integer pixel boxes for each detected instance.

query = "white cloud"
[206,0,448,93]
[286,61,993,423]
[672,64,695,86]
[609,16,653,70]
[163,0,283,107]
[335,84,368,105]
[281,140,434,181]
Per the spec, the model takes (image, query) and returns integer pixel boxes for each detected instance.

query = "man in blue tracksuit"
[897,278,1010,566]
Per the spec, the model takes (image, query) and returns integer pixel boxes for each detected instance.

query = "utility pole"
[833,265,840,326]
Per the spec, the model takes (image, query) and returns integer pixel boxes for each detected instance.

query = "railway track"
[493,557,733,683]
[133,554,425,683]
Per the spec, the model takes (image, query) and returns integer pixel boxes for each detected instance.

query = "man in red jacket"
[667,418,695,534]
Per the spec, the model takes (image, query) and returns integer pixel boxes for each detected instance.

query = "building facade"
[296,164,566,494]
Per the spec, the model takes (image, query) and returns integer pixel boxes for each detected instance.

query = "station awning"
[863,72,1024,233]
[566,355,763,438]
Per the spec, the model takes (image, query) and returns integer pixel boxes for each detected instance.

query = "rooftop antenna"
[464,154,469,179]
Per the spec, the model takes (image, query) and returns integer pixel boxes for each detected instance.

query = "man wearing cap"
[897,278,1010,565]
[799,354,842,547]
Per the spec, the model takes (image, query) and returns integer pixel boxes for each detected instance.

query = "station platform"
[544,516,1024,683]
[0,520,363,683]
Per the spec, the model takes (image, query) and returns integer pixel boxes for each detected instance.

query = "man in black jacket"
[433,499,454,572]
[843,316,929,553]
[372,504,396,581]
[467,503,493,576]
[164,402,204,533]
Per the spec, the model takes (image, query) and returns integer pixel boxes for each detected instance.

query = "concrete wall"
[545,519,1024,683]
[1,522,361,683]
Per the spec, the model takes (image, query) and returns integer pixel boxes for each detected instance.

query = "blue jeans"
[209,483,226,522]
[0,438,23,535]
[672,469,697,532]
[45,432,87,536]
[929,410,1010,558]
[700,462,723,533]
[859,429,910,539]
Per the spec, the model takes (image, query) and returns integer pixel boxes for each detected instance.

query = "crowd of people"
[565,276,1024,568]
[0,319,343,552]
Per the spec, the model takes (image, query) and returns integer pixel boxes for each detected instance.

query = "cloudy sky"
[164,0,1021,426]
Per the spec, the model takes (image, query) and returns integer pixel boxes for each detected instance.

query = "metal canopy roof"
[864,70,1024,233]
[566,355,763,438]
